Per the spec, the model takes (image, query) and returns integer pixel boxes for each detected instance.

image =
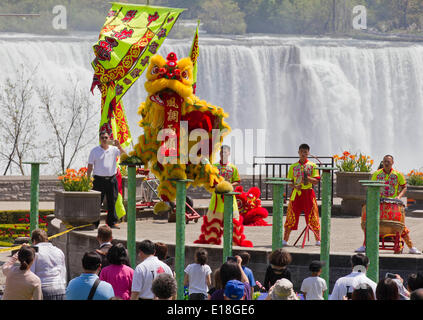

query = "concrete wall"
[0,176,61,201]
[0,175,256,201]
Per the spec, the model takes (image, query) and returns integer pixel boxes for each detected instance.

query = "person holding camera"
[87,129,126,229]
[329,254,377,300]
[210,255,251,300]
[2,245,42,300]
[30,229,67,300]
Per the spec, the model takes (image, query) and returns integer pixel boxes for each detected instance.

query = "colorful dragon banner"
[189,20,200,94]
[91,2,184,219]
[91,2,185,148]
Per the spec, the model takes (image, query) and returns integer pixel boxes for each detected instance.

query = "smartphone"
[226,256,237,263]
[385,272,397,279]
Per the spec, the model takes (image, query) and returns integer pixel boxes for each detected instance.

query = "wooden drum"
[361,197,405,236]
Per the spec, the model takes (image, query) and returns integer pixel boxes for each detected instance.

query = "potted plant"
[333,151,374,216]
[54,168,101,227]
[406,169,423,210]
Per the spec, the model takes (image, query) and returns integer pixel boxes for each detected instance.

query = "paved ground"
[76,213,423,256]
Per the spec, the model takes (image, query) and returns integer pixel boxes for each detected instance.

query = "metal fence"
[252,156,335,203]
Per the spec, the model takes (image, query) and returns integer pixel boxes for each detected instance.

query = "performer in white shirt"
[87,130,125,229]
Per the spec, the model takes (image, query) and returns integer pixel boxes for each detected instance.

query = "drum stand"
[363,231,404,254]
[293,223,320,248]
[380,233,404,254]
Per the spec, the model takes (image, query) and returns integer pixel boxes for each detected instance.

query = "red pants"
[284,189,320,233]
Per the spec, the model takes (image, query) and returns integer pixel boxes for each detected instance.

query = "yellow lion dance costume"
[124,52,252,246]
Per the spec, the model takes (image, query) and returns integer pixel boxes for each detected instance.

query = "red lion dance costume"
[235,186,271,226]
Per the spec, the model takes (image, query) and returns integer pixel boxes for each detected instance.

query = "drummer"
[356,155,421,254]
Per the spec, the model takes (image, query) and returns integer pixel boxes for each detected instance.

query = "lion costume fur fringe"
[124,53,231,202]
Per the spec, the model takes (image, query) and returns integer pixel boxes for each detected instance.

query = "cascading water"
[0,33,422,174]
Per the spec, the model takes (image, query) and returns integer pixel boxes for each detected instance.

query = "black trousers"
[93,175,119,226]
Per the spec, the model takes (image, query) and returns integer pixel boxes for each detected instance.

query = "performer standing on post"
[283,143,321,246]
[355,154,421,254]
[87,130,126,229]
[194,145,252,247]
[215,145,240,188]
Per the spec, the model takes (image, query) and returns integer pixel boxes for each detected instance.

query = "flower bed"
[0,211,50,246]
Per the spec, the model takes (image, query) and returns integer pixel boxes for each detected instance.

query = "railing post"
[23,161,47,241]
[317,166,337,300]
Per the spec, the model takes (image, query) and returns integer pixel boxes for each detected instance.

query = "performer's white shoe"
[282,240,288,246]
[409,247,422,254]
[315,241,321,246]
[355,245,366,253]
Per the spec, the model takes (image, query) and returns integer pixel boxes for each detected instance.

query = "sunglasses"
[100,136,109,140]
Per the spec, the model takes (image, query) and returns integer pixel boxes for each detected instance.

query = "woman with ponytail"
[2,245,42,300]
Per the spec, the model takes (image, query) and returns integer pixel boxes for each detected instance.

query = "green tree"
[365,0,423,31]
[198,0,246,34]
[0,67,38,175]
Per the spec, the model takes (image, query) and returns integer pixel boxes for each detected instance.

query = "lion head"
[144,52,194,99]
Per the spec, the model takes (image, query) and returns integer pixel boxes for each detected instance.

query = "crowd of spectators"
[2,226,423,301]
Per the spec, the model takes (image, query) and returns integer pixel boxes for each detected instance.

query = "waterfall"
[0,33,422,175]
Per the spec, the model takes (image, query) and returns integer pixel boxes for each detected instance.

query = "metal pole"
[363,183,384,283]
[172,179,192,300]
[127,165,137,268]
[23,162,47,242]
[266,179,291,250]
[223,192,235,263]
[272,184,283,251]
[359,180,382,241]
[29,163,40,235]
[317,167,336,300]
